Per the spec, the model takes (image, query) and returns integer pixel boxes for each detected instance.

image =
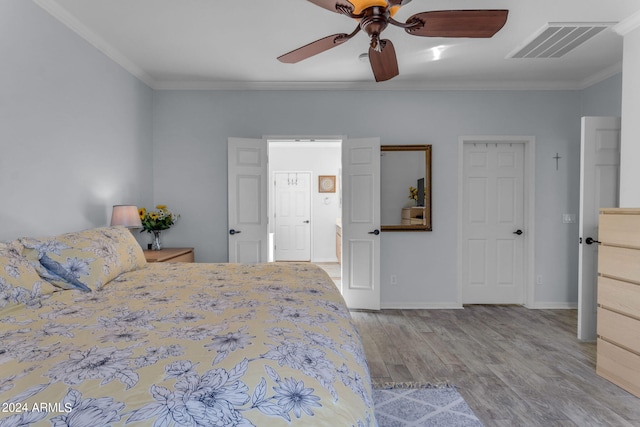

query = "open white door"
[578,117,621,341]
[228,138,268,263]
[341,138,380,310]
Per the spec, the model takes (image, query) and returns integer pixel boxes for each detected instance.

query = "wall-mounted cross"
[554,153,561,170]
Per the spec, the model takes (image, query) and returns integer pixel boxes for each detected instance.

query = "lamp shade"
[110,205,142,228]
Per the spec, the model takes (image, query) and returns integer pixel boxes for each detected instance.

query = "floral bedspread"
[0,263,375,426]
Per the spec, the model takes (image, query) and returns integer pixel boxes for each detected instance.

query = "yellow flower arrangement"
[408,186,418,201]
[139,205,180,233]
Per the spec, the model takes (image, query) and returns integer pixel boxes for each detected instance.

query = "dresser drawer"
[597,338,640,397]
[599,245,640,284]
[598,308,640,354]
[599,213,640,248]
[598,276,640,318]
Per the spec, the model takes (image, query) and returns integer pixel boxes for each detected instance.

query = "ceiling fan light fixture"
[348,0,388,15]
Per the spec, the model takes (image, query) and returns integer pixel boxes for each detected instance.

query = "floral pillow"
[20,226,146,292]
[0,240,57,309]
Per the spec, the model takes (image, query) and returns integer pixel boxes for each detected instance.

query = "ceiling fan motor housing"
[360,6,390,49]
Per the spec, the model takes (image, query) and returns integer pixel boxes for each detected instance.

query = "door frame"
[457,135,536,307]
[267,136,344,263]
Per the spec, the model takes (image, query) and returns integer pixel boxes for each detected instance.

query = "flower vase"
[151,231,162,251]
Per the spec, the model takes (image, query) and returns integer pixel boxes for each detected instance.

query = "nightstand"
[143,248,194,263]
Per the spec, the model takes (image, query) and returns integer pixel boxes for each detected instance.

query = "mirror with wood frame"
[380,145,432,231]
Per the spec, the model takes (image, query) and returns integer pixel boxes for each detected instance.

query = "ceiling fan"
[278,0,508,82]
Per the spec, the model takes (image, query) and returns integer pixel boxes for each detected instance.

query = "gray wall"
[581,73,623,116]
[0,0,153,241]
[2,0,624,308]
[620,26,640,206]
[151,84,620,308]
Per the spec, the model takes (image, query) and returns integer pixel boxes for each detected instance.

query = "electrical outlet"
[390,275,397,286]
[536,275,543,286]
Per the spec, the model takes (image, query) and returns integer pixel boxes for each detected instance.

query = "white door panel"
[462,142,525,304]
[274,172,311,261]
[342,138,380,310]
[228,138,268,263]
[578,117,621,341]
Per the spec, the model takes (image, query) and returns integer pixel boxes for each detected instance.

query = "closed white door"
[577,116,621,341]
[462,142,525,304]
[227,138,268,263]
[341,138,381,310]
[274,172,311,261]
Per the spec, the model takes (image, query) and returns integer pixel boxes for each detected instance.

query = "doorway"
[458,136,535,306]
[268,140,342,267]
[230,136,382,310]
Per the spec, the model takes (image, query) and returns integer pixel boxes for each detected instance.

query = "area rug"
[372,383,483,427]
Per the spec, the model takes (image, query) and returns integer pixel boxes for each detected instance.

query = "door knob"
[513,229,523,235]
[368,229,380,235]
[585,237,600,245]
[229,229,241,235]
[303,220,310,223]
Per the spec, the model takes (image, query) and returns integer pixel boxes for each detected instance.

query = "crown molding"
[578,61,623,88]
[152,78,591,92]
[33,0,156,88]
[613,10,640,36]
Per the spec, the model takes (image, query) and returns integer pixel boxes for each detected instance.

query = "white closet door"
[462,142,525,304]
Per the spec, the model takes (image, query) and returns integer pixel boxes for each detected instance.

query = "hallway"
[315,262,341,289]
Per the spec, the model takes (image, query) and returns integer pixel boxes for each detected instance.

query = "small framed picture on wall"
[318,175,336,193]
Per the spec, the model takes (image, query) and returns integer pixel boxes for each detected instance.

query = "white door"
[462,142,525,304]
[228,138,268,263]
[341,138,381,310]
[274,172,311,261]
[577,116,621,341]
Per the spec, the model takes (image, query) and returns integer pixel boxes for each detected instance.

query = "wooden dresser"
[597,208,640,397]
[401,207,426,225]
[143,248,194,263]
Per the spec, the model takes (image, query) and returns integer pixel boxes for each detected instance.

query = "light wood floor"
[351,306,640,426]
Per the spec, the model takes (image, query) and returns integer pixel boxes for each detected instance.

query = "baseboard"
[312,258,339,263]
[380,302,577,310]
[381,302,464,309]
[525,302,578,309]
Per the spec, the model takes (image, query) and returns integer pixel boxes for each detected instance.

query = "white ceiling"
[34,0,640,90]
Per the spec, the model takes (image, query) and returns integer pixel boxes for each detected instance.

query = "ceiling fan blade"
[406,10,508,38]
[278,33,352,63]
[369,39,399,82]
[306,0,353,14]
[387,0,412,16]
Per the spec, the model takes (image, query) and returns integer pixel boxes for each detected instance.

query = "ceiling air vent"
[508,22,615,59]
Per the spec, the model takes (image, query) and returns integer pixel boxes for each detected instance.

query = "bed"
[0,226,375,426]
